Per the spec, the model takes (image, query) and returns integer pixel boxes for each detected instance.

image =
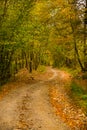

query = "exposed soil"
[0,67,86,130]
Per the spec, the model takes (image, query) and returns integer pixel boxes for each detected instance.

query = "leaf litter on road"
[49,70,87,130]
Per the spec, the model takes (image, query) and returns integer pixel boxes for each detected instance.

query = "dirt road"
[0,68,70,130]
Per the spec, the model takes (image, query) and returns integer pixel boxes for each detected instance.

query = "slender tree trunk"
[73,34,85,71]
[3,0,8,18]
[70,20,84,71]
[83,23,87,70]
[83,0,87,70]
[29,51,33,73]
[21,50,25,68]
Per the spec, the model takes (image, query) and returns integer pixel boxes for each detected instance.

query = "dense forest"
[0,0,87,85]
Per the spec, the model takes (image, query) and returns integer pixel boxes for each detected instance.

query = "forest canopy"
[0,0,87,85]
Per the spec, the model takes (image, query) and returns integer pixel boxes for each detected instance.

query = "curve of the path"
[0,68,70,130]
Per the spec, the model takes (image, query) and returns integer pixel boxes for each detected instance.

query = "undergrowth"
[70,81,87,114]
[37,65,46,73]
[60,67,81,77]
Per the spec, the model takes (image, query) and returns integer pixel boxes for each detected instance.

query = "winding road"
[0,68,70,130]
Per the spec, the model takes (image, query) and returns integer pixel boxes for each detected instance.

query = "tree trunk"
[73,35,85,71]
[83,0,87,70]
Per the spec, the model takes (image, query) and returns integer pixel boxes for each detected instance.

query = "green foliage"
[0,0,37,85]
[0,0,87,85]
[37,65,46,73]
[82,73,87,79]
[81,95,87,100]
[71,82,85,95]
[59,66,81,79]
[70,81,87,113]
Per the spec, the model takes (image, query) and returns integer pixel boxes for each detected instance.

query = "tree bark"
[83,0,87,70]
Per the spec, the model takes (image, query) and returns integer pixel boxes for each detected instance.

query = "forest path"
[0,68,71,130]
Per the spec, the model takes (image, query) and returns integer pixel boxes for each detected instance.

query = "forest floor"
[0,67,87,130]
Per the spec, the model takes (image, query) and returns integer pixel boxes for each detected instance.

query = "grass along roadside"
[60,67,87,114]
[70,81,87,115]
